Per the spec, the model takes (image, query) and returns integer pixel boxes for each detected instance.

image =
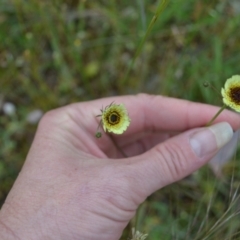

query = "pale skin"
[0,94,239,240]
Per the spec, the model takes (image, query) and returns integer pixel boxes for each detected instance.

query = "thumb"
[132,122,233,196]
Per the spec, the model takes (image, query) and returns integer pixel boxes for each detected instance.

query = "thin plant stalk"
[122,0,169,85]
[205,105,226,126]
[108,134,127,158]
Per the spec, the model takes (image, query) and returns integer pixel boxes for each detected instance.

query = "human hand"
[0,94,239,240]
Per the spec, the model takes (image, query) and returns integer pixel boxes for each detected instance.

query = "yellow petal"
[101,103,131,134]
[221,75,240,112]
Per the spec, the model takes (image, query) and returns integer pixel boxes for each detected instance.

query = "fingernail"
[190,122,233,158]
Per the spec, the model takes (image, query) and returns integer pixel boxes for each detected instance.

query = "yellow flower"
[221,75,240,112]
[100,103,130,134]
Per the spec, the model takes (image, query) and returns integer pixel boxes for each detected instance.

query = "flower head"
[221,75,240,112]
[99,103,130,134]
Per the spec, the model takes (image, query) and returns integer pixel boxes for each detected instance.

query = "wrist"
[0,204,20,240]
[0,201,48,240]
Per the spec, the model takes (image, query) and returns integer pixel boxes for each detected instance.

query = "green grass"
[1,0,240,239]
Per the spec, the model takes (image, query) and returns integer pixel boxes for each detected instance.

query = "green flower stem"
[205,105,226,127]
[134,203,142,231]
[108,134,127,158]
[121,0,169,86]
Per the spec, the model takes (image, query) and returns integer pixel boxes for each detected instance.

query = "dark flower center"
[107,111,120,125]
[230,87,240,104]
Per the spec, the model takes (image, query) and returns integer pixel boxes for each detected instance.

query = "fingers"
[45,94,240,159]
[74,94,240,137]
[127,94,240,132]
[120,132,174,157]
[125,122,233,197]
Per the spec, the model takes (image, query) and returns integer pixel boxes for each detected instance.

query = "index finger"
[80,94,240,135]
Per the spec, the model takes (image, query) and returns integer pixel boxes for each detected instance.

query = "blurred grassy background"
[1,0,240,239]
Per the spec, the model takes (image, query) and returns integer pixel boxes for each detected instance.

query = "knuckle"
[38,109,63,132]
[99,166,140,210]
[155,141,188,180]
[40,109,56,122]
[39,107,69,126]
[136,93,164,103]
